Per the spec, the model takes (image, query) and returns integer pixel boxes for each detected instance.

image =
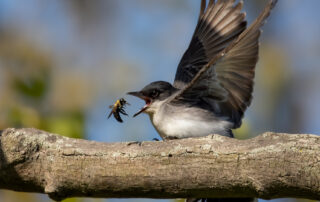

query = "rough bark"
[0,128,319,201]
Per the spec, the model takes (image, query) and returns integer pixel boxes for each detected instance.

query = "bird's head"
[127,81,177,117]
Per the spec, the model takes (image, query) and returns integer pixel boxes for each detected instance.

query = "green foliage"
[12,73,49,99]
[0,32,88,202]
[43,112,85,139]
[0,37,87,139]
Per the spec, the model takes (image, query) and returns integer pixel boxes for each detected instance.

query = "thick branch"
[0,128,319,201]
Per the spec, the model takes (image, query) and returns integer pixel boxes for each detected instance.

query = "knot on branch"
[1,128,42,167]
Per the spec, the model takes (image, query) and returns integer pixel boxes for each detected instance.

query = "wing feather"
[174,0,247,89]
[171,0,277,127]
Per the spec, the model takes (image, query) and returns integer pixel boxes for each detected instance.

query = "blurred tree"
[0,30,90,202]
[0,31,86,139]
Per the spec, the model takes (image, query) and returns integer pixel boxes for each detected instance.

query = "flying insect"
[107,98,130,123]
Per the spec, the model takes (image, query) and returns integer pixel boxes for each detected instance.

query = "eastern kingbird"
[128,0,277,200]
[128,0,277,140]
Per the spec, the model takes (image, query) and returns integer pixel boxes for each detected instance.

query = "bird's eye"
[150,90,159,98]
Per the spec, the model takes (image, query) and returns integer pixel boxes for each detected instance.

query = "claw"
[127,141,142,146]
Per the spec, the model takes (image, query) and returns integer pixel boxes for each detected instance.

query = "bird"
[128,0,277,201]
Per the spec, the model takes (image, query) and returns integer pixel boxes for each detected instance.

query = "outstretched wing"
[170,0,277,128]
[173,0,247,92]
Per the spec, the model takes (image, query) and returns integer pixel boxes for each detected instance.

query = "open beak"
[127,91,151,117]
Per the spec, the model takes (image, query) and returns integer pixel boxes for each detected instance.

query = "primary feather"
[171,0,277,128]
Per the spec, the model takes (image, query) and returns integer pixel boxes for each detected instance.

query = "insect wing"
[107,108,114,119]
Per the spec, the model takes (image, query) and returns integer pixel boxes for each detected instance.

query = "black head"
[127,81,177,117]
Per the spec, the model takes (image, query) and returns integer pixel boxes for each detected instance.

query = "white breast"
[148,104,233,139]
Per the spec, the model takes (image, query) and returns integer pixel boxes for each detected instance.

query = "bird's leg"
[127,141,142,146]
[127,137,161,146]
[119,108,128,116]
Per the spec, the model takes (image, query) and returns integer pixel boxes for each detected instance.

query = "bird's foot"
[127,141,142,146]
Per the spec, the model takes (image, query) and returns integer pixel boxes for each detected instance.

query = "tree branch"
[0,128,319,201]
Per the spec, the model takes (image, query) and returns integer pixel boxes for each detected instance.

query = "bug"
[107,98,130,123]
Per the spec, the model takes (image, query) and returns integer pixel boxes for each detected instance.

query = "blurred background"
[0,0,319,202]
